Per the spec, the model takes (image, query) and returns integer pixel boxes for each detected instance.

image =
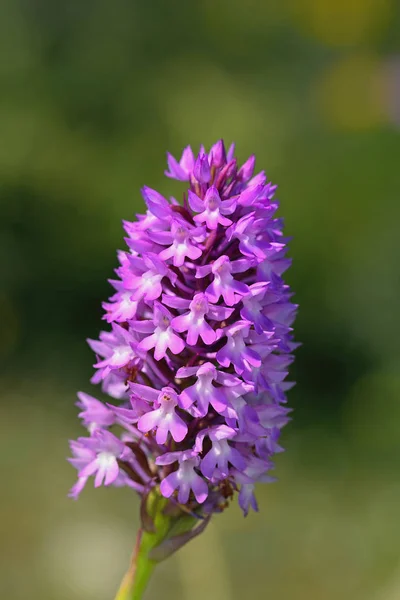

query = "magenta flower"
[137,387,188,444]
[102,281,140,323]
[171,294,218,346]
[165,146,195,181]
[76,392,115,431]
[69,139,298,536]
[156,450,208,504]
[134,302,185,361]
[188,186,236,229]
[217,321,262,374]
[193,152,211,184]
[71,430,132,489]
[195,425,246,479]
[177,362,230,416]
[154,220,204,267]
[196,255,250,306]
[233,456,276,516]
[120,253,175,302]
[88,324,138,381]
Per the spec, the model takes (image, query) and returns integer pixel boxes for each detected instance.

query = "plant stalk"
[113,528,156,600]
[113,491,171,600]
[113,489,206,600]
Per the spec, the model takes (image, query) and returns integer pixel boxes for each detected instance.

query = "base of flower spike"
[114,488,210,600]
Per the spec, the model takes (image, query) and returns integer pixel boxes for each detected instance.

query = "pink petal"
[159,246,175,262]
[138,409,161,433]
[155,421,170,444]
[171,314,190,333]
[165,153,187,180]
[191,475,208,504]
[169,414,188,443]
[199,322,216,345]
[160,472,179,497]
[94,464,106,487]
[200,451,216,479]
[188,190,204,212]
[186,326,200,346]
[104,459,119,486]
[138,333,157,352]
[177,482,191,504]
[186,245,202,261]
[168,333,185,355]
[79,459,100,479]
[154,336,169,361]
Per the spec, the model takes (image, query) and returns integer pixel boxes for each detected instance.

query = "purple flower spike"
[69,139,298,524]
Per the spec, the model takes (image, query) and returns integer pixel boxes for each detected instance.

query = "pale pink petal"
[169,414,188,442]
[191,475,208,503]
[138,409,162,433]
[160,472,179,497]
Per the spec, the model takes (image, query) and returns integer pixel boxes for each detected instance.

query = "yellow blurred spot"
[315,54,387,130]
[291,0,392,46]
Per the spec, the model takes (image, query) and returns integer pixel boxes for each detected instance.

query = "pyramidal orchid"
[69,140,298,599]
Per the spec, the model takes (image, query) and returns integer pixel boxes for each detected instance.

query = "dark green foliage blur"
[1,1,400,599]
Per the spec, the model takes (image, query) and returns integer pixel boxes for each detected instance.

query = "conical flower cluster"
[69,140,298,517]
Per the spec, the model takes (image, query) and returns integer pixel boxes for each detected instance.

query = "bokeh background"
[1,1,400,599]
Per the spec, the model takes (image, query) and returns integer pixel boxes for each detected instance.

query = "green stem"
[113,529,156,600]
[131,529,158,600]
[114,491,171,600]
[113,488,205,599]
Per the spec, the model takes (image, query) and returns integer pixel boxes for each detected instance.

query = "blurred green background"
[1,1,400,599]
